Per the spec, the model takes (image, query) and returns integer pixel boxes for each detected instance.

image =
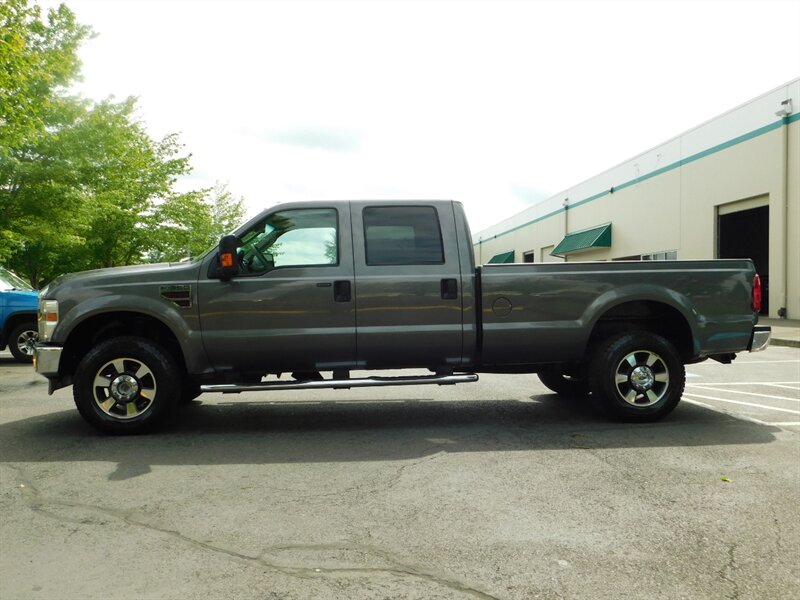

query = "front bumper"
[33,344,62,376]
[749,326,771,352]
[33,344,66,395]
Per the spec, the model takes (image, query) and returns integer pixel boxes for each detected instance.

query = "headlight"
[38,299,58,342]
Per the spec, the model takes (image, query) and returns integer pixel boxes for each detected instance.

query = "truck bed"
[479,259,758,366]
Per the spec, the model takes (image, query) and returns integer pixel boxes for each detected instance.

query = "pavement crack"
[717,542,740,600]
[6,463,497,598]
[271,452,446,505]
[265,543,500,599]
[380,451,445,493]
[768,505,786,557]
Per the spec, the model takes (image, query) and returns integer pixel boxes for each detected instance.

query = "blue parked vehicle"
[0,267,39,363]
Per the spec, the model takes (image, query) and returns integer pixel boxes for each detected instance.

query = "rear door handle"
[334,280,351,302]
[441,278,458,300]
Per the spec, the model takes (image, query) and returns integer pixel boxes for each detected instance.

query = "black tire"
[73,336,181,435]
[9,321,38,363]
[537,370,590,397]
[588,331,685,422]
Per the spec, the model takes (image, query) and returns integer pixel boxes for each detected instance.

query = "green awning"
[551,223,612,257]
[487,250,515,264]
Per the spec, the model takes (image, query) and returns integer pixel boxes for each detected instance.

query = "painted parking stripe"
[682,392,800,415]
[764,384,800,391]
[685,386,798,402]
[688,384,800,401]
[771,422,800,426]
[733,360,800,364]
[686,381,800,385]
[682,399,772,426]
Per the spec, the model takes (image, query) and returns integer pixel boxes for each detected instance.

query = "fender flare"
[581,284,700,355]
[57,295,207,373]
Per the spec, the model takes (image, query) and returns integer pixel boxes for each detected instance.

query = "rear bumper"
[749,326,771,352]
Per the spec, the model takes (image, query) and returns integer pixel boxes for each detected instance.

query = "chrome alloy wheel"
[15,329,37,357]
[613,349,670,407]
[92,358,158,420]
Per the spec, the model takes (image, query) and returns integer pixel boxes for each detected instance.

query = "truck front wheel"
[73,336,180,435]
[588,331,685,422]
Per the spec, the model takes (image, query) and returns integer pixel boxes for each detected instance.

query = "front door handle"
[334,280,351,302]
[441,278,458,300]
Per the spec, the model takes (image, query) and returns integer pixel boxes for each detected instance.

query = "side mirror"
[218,235,240,281]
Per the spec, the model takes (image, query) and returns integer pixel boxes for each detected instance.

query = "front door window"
[238,208,338,274]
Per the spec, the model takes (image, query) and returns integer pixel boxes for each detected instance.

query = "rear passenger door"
[351,202,464,369]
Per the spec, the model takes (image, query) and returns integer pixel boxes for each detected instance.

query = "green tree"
[4,93,195,286]
[0,0,92,266]
[0,0,89,150]
[148,183,246,263]
[2,1,238,287]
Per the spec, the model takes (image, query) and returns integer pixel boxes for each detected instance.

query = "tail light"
[752,274,762,313]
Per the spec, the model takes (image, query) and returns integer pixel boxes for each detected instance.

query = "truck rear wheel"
[73,336,180,435]
[9,321,37,363]
[588,331,684,422]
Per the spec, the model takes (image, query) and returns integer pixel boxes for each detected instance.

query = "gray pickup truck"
[34,200,770,434]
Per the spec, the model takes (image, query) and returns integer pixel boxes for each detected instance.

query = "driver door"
[198,203,356,374]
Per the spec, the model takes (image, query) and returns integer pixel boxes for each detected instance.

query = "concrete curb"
[770,339,800,349]
[758,319,800,350]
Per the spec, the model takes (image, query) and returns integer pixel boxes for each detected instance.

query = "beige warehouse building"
[473,79,799,319]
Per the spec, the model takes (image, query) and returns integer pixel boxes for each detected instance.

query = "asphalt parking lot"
[1,346,798,599]
[683,344,800,429]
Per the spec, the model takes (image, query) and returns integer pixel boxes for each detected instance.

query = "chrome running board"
[200,373,478,394]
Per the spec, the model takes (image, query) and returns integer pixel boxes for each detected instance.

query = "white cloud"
[41,0,800,231]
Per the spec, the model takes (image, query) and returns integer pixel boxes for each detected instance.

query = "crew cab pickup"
[33,200,770,434]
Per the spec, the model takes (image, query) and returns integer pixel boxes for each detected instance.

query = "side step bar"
[200,373,478,394]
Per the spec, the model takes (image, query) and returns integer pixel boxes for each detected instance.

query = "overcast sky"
[41,0,800,232]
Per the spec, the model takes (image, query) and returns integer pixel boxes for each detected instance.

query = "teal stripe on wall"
[476,115,797,245]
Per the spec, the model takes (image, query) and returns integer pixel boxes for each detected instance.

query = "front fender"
[56,294,210,375]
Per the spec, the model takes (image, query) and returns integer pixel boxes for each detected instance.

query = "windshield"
[0,267,33,291]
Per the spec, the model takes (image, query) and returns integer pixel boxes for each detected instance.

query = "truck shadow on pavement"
[0,393,782,480]
[0,356,31,366]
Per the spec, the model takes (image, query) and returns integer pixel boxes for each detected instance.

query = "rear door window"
[363,206,444,266]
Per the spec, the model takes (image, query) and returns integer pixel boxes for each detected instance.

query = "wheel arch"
[586,298,696,362]
[2,310,37,343]
[60,311,188,379]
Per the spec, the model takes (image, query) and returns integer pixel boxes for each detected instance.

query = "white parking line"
[733,360,800,364]
[682,398,772,426]
[764,384,800,391]
[686,381,800,386]
[685,386,799,402]
[771,422,800,426]
[682,392,800,415]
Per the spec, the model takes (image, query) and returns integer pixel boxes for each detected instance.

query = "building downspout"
[563,198,569,263]
[777,100,792,318]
